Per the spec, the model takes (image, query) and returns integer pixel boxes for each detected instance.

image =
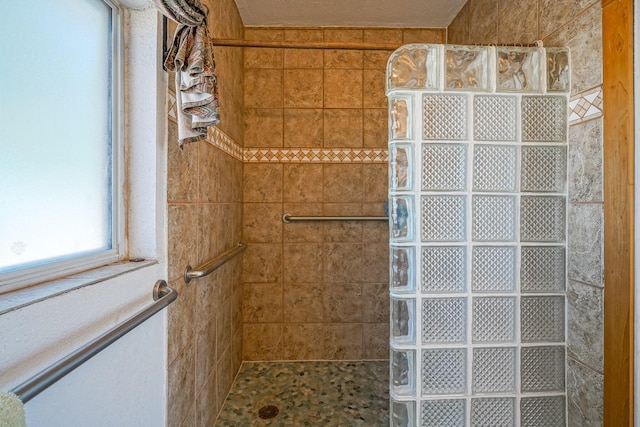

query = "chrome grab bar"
[10,280,177,403]
[282,213,388,223]
[184,242,247,284]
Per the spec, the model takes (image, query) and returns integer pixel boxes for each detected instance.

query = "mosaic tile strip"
[208,126,244,161]
[244,148,388,163]
[167,90,177,122]
[569,86,603,125]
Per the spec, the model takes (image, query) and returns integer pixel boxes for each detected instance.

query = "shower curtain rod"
[211,38,544,51]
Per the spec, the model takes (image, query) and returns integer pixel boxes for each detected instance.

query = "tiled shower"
[387,44,570,425]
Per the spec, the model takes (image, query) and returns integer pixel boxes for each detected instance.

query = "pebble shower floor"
[214,361,389,426]
[387,44,570,426]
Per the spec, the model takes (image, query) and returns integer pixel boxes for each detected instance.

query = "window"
[0,0,123,291]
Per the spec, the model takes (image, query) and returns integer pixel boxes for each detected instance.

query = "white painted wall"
[0,5,169,426]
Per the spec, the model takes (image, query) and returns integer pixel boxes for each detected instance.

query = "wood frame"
[602,0,635,425]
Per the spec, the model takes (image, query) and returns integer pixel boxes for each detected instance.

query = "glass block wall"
[386,44,570,427]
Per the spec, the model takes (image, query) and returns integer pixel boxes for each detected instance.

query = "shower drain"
[258,405,280,419]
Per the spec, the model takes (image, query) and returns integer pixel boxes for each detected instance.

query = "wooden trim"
[602,0,635,425]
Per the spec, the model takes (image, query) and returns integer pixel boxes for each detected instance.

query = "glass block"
[422,144,467,191]
[422,195,466,242]
[521,146,566,193]
[422,246,466,293]
[421,399,465,427]
[521,396,566,427]
[522,96,567,142]
[472,246,516,292]
[392,298,416,344]
[387,44,438,92]
[521,196,566,242]
[390,143,413,191]
[471,398,515,427]
[472,196,517,242]
[391,399,416,427]
[472,144,518,192]
[521,296,565,343]
[521,346,565,392]
[521,246,566,292]
[473,96,518,141]
[546,48,571,93]
[472,297,516,343]
[422,298,467,344]
[391,246,416,294]
[472,347,516,393]
[496,47,542,93]
[390,97,412,140]
[445,45,490,91]
[390,196,414,242]
[422,349,466,395]
[423,94,468,141]
[392,348,416,396]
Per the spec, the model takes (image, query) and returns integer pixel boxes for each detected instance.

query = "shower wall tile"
[244,69,283,108]
[167,125,198,202]
[283,323,324,359]
[216,302,233,360]
[323,283,363,322]
[401,28,446,44]
[468,0,498,44]
[196,367,219,427]
[216,345,235,411]
[197,143,220,202]
[323,164,364,202]
[324,69,363,108]
[324,50,363,69]
[364,244,390,282]
[363,282,390,322]
[168,342,195,427]
[284,164,323,202]
[364,51,391,69]
[168,204,199,283]
[168,279,196,364]
[364,69,387,108]
[284,69,324,108]
[195,315,218,390]
[324,243,364,283]
[446,3,469,44]
[365,28,403,44]
[243,163,283,202]
[544,4,602,95]
[363,108,388,148]
[242,283,283,323]
[323,323,363,359]
[243,323,284,361]
[323,109,363,148]
[567,357,603,427]
[497,0,537,45]
[284,109,323,147]
[283,283,324,322]
[284,49,323,69]
[283,243,323,282]
[244,47,283,69]
[243,203,283,243]
[567,203,603,286]
[539,0,595,38]
[283,203,324,243]
[363,322,390,359]
[567,280,604,371]
[569,118,603,202]
[323,28,364,43]
[242,243,283,283]
[284,28,323,42]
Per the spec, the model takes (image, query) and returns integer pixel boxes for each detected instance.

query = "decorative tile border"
[569,86,603,125]
[244,148,388,163]
[208,126,245,161]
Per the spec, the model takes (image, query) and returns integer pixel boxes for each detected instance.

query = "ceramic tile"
[242,283,283,323]
[214,361,388,425]
[195,367,218,427]
[567,281,603,371]
[284,69,324,108]
[363,323,390,360]
[284,49,324,69]
[364,69,387,108]
[244,69,283,109]
[283,243,323,282]
[323,323,363,359]
[498,0,537,45]
[244,47,283,69]
[323,28,364,43]
[242,323,283,361]
[363,109,388,148]
[324,50,363,69]
[446,3,469,44]
[242,243,283,283]
[284,163,323,203]
[323,243,364,283]
[216,302,232,360]
[569,118,603,202]
[243,203,283,243]
[243,163,283,202]
[402,28,445,44]
[567,203,603,286]
[566,357,603,427]
[323,283,363,322]
[468,0,498,44]
[195,314,217,391]
[283,283,324,322]
[364,28,403,44]
[283,109,323,148]
[168,344,195,427]
[283,323,324,360]
[323,109,363,148]
[323,69,363,108]
[362,282,389,323]
[243,109,283,148]
[323,164,363,203]
[282,203,323,243]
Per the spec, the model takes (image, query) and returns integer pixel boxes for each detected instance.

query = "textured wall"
[241,27,445,361]
[165,0,245,425]
[448,2,604,426]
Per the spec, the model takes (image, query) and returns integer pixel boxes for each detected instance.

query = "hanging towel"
[0,392,26,427]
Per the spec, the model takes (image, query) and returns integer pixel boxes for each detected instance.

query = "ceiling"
[232,0,467,28]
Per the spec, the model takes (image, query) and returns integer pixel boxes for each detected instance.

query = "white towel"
[0,392,26,427]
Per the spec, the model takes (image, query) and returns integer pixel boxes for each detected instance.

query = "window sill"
[0,259,158,315]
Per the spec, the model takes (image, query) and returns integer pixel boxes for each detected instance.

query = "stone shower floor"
[214,361,389,426]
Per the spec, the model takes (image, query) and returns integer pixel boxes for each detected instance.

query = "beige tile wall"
[241,27,445,361]
[448,2,604,426]
[166,0,245,426]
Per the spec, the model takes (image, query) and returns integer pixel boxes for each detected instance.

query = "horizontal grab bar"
[11,280,177,403]
[282,213,389,223]
[184,243,247,284]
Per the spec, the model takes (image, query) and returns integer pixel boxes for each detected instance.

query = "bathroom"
[0,0,624,426]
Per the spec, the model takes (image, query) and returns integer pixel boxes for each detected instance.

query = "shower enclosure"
[386,44,570,426]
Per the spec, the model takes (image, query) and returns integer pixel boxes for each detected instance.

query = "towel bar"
[10,280,177,403]
[282,213,388,223]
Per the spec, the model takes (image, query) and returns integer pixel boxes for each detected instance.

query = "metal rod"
[184,243,247,283]
[10,280,177,403]
[212,38,400,51]
[282,213,388,223]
